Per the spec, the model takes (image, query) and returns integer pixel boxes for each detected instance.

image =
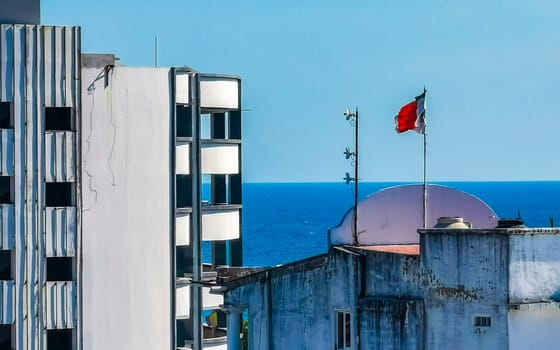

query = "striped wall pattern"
[0,24,81,349]
[0,129,13,175]
[44,281,77,330]
[45,131,76,182]
[45,207,76,257]
[0,280,14,325]
[0,204,14,250]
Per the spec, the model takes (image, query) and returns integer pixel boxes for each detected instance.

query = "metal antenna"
[154,36,159,67]
[343,107,359,245]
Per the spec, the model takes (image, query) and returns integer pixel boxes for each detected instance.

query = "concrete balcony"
[0,129,14,176]
[176,205,241,245]
[201,143,239,175]
[45,207,76,257]
[200,75,240,111]
[176,141,190,175]
[176,142,239,176]
[45,281,77,329]
[45,131,76,182]
[202,205,240,242]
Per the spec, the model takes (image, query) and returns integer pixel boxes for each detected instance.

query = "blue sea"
[204,182,560,267]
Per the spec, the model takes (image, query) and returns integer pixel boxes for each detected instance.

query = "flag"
[395,90,426,134]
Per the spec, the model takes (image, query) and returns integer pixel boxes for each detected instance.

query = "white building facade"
[1,2,243,349]
[82,60,243,350]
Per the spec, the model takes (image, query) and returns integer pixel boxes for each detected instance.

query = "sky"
[43,0,560,182]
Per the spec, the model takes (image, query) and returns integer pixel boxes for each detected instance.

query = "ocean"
[204,182,560,267]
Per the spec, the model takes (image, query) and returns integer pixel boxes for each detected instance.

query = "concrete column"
[222,304,245,350]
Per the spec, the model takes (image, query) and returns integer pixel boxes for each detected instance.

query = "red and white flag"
[395,91,426,134]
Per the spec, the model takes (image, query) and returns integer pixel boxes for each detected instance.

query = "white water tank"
[433,217,472,229]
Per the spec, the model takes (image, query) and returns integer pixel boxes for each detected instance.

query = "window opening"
[0,177,13,204]
[336,311,352,349]
[0,325,12,350]
[45,107,73,131]
[176,175,192,208]
[202,174,211,205]
[176,105,192,138]
[0,251,12,280]
[45,182,74,207]
[201,114,211,139]
[46,257,74,281]
[0,102,13,129]
[47,329,73,350]
[474,316,491,327]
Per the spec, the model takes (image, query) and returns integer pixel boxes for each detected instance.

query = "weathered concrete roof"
[418,228,560,235]
[509,301,560,310]
[212,253,329,293]
[353,244,420,256]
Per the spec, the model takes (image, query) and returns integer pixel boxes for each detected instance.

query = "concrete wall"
[365,251,422,299]
[509,308,560,350]
[509,231,560,302]
[81,66,172,350]
[359,299,423,350]
[225,249,362,350]
[421,231,509,350]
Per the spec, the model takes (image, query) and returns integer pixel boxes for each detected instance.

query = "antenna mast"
[343,107,359,245]
[154,36,159,67]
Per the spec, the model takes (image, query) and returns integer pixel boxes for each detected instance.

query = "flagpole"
[423,131,427,228]
[423,88,427,229]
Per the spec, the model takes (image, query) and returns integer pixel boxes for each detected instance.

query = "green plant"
[242,319,249,350]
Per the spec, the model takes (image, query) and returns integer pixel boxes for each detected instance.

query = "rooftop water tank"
[433,217,472,229]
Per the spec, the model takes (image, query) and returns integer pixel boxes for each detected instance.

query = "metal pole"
[423,130,427,229]
[354,107,359,245]
[191,73,203,350]
[422,87,428,229]
[155,36,159,67]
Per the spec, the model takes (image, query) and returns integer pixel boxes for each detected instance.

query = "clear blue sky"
[43,0,560,182]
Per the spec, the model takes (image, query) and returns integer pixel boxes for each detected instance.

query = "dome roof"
[329,184,498,246]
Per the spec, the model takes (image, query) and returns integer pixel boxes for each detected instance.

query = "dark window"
[176,175,192,208]
[0,102,13,129]
[46,257,74,281]
[228,110,241,139]
[45,182,74,207]
[0,325,12,350]
[176,246,193,277]
[176,105,192,138]
[45,107,73,131]
[211,113,226,139]
[0,251,12,280]
[176,318,193,347]
[474,316,491,327]
[336,311,351,349]
[0,177,13,204]
[47,329,73,350]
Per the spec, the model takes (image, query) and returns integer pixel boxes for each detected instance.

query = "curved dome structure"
[329,184,498,246]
